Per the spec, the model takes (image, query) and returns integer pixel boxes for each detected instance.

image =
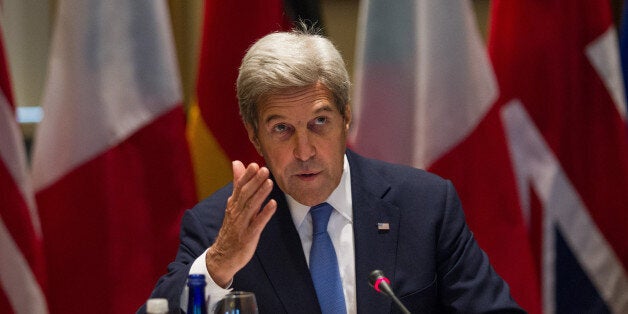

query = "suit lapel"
[254,151,401,313]
[348,151,401,313]
[255,189,321,312]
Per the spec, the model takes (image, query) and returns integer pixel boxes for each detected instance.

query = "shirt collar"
[286,154,353,229]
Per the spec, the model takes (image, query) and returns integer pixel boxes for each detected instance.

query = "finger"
[232,160,245,182]
[240,177,273,222]
[231,161,246,198]
[249,198,277,234]
[239,163,261,188]
[232,162,258,200]
[238,166,270,206]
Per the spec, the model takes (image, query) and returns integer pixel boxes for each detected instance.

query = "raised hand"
[205,161,277,287]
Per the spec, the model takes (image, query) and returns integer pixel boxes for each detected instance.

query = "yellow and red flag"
[187,1,290,199]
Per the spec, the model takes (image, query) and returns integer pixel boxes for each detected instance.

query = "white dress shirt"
[182,155,356,313]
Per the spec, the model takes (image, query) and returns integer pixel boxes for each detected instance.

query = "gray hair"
[236,27,351,131]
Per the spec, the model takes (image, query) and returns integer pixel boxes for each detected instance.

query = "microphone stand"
[368,270,411,314]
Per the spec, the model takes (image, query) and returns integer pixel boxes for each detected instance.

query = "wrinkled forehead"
[257,83,342,112]
[257,84,336,116]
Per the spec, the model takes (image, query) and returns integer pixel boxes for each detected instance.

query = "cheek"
[260,144,293,170]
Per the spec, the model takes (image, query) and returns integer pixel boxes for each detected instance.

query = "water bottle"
[146,298,169,314]
[187,274,207,314]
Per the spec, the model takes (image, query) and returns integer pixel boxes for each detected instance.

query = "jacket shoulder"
[347,150,449,189]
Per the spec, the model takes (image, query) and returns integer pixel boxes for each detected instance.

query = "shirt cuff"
[179,249,233,312]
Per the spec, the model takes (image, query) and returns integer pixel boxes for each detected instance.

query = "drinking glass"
[214,291,258,314]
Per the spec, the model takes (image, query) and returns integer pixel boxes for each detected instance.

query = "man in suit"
[141,28,524,313]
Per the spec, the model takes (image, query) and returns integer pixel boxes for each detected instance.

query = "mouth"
[295,171,320,181]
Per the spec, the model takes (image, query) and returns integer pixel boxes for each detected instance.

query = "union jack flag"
[490,0,628,312]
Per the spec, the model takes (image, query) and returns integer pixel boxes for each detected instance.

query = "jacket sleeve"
[136,208,214,313]
[436,180,525,313]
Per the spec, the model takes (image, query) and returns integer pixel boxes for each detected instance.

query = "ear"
[245,123,263,156]
[344,104,352,131]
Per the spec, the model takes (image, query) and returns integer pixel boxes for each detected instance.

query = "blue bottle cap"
[187,274,206,286]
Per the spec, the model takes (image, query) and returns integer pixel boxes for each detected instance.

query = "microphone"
[368,270,411,314]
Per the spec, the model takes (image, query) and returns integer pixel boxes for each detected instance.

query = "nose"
[293,129,315,161]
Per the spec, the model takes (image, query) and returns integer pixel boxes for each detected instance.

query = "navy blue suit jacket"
[141,150,524,313]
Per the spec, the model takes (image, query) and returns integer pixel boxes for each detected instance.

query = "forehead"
[258,83,337,120]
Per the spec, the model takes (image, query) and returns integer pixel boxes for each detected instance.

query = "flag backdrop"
[187,0,287,199]
[349,0,541,312]
[31,1,197,313]
[188,0,325,199]
[490,0,628,313]
[0,26,48,314]
[620,0,628,115]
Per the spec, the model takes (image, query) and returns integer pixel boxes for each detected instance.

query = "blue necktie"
[309,203,347,314]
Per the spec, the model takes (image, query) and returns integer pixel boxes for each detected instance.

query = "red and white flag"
[349,0,541,312]
[0,25,49,314]
[490,0,628,312]
[31,1,196,313]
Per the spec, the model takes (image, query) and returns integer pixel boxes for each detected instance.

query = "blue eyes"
[313,117,327,125]
[272,123,290,133]
[270,117,329,136]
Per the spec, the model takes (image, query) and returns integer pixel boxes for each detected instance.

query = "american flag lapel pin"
[377,222,390,233]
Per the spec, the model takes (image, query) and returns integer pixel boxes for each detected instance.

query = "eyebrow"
[314,105,335,114]
[264,114,284,125]
[263,105,336,125]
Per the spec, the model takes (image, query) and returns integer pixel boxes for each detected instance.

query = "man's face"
[245,82,351,206]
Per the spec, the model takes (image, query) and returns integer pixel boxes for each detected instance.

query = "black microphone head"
[367,270,411,314]
[368,269,385,287]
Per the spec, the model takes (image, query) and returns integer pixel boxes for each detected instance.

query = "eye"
[314,116,327,125]
[308,116,330,133]
[271,123,292,134]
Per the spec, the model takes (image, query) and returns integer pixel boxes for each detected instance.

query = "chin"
[291,189,331,207]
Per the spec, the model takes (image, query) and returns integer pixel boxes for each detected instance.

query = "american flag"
[0,23,49,314]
